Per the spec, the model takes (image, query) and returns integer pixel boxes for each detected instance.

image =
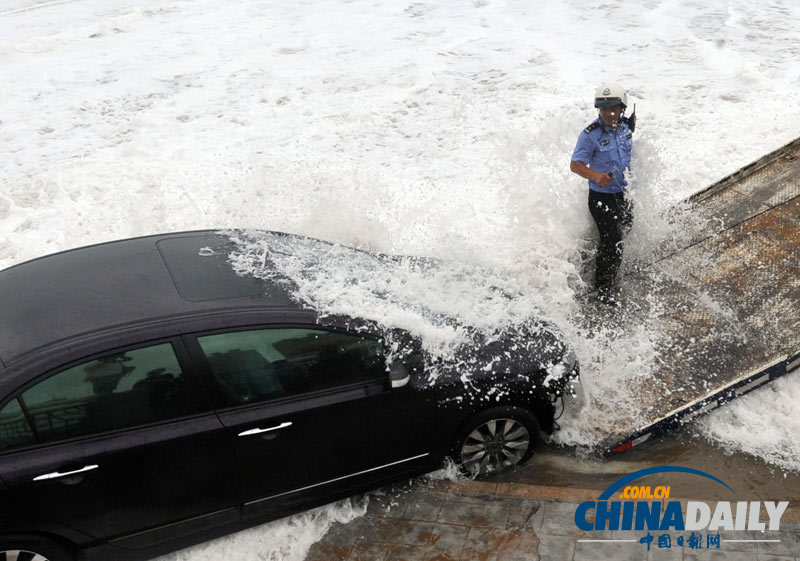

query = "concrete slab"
[757,532,800,557]
[683,550,752,561]
[462,527,539,560]
[505,499,543,530]
[718,530,760,554]
[436,499,510,529]
[347,540,391,561]
[573,540,645,561]
[647,546,684,561]
[384,543,457,561]
[536,533,574,561]
[402,494,444,522]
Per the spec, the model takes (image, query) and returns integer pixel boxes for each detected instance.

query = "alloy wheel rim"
[460,418,530,476]
[0,550,51,561]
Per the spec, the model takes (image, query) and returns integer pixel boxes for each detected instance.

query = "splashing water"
[155,497,367,561]
[2,2,800,558]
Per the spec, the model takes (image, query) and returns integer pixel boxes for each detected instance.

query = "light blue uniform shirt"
[571,117,633,194]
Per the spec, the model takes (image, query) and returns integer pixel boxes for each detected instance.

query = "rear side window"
[198,328,386,406]
[0,343,208,451]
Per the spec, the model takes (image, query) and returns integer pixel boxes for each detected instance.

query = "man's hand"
[593,171,613,188]
[570,160,614,188]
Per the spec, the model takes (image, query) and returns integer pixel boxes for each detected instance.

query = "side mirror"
[389,361,410,389]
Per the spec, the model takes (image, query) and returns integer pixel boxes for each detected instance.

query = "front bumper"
[548,356,582,420]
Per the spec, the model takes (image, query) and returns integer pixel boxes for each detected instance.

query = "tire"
[451,406,540,478]
[0,535,73,561]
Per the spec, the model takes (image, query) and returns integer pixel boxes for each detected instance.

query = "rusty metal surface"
[602,137,800,446]
[675,139,800,248]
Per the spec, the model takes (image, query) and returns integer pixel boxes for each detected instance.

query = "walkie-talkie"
[626,103,637,133]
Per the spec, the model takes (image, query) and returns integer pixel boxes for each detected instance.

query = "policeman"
[570,83,634,304]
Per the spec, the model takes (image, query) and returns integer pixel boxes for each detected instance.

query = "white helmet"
[594,83,627,108]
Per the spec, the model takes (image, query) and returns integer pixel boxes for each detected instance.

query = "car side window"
[197,328,387,406]
[0,398,36,451]
[0,343,207,451]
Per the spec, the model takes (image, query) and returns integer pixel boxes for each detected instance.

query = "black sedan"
[0,230,579,561]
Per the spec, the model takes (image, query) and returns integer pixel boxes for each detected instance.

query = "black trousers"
[588,190,633,292]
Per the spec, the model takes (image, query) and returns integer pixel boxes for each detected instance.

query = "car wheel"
[452,407,539,478]
[0,536,73,561]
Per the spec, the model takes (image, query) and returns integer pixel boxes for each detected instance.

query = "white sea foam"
[699,374,800,473]
[2,0,800,554]
[153,497,367,561]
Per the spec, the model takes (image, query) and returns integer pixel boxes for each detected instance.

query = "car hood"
[226,230,575,388]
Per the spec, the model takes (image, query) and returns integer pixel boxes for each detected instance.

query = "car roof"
[0,230,296,366]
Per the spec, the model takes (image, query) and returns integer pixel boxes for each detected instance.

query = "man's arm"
[570,160,612,188]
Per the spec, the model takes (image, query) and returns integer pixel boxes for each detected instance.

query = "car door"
[189,326,436,518]
[0,339,240,549]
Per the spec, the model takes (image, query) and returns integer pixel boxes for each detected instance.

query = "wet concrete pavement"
[496,429,800,503]
[307,427,800,560]
[307,471,800,560]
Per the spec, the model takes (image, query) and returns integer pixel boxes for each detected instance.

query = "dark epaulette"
[583,122,600,134]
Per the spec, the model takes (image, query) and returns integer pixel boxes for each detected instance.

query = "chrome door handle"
[33,464,99,482]
[238,422,292,437]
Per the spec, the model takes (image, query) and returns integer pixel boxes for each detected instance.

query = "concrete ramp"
[603,137,800,454]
